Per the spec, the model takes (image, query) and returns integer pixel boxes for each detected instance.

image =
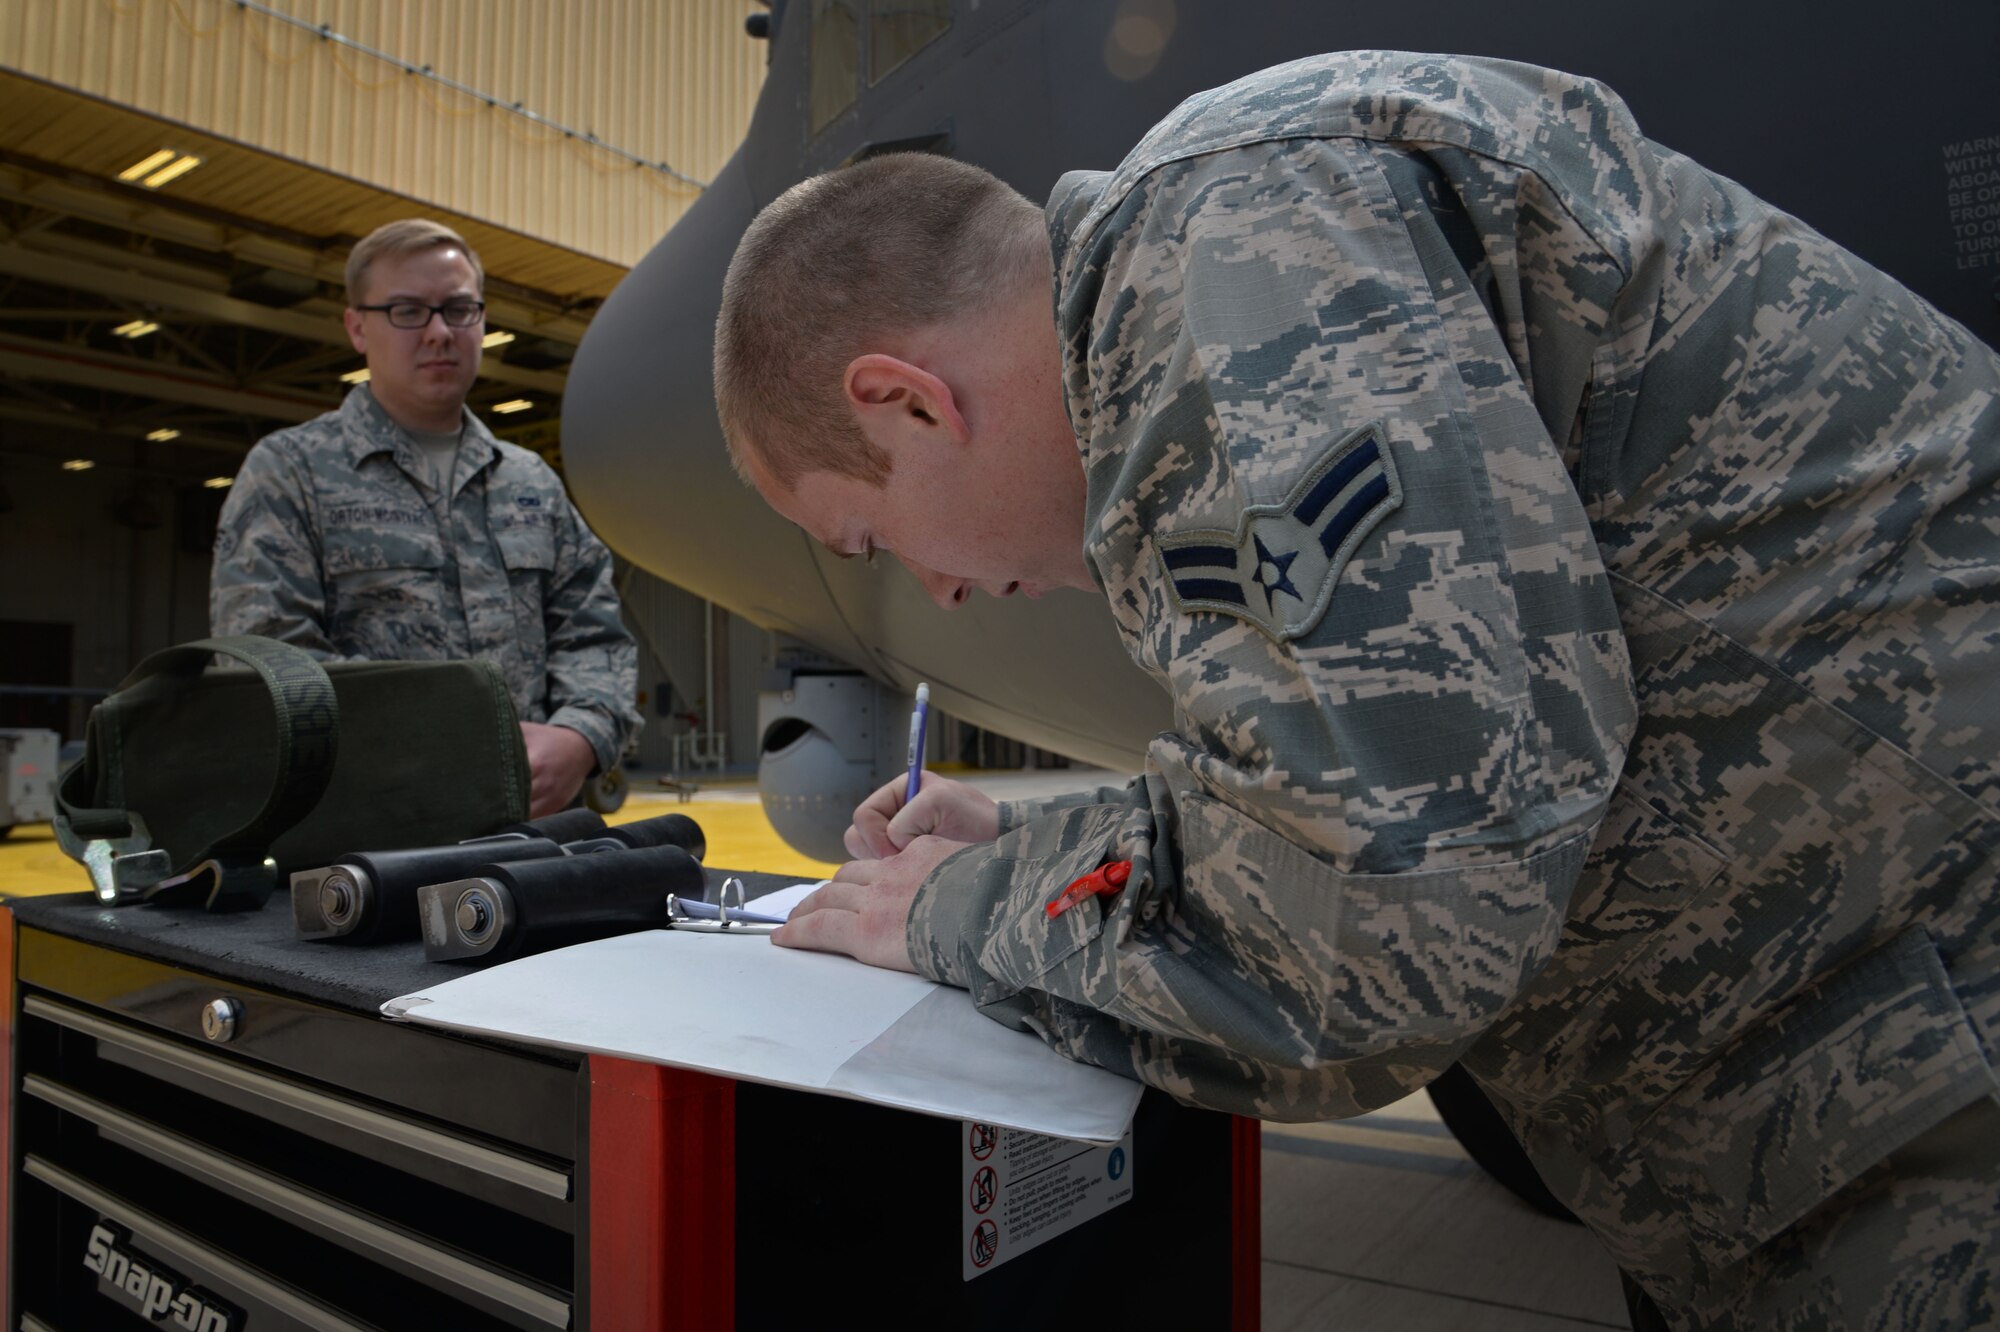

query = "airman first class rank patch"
[1156,422,1402,641]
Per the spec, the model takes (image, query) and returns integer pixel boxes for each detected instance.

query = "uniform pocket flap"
[322,529,445,575]
[931,804,1130,1017]
[1637,926,1997,1272]
[986,849,1115,987]
[493,522,556,573]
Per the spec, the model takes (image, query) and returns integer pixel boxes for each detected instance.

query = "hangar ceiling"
[0,70,629,482]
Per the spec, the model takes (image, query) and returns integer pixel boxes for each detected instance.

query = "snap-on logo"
[83,1222,242,1330]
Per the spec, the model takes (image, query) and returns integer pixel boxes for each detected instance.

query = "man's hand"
[520,722,596,817]
[773,835,967,972]
[845,771,1000,860]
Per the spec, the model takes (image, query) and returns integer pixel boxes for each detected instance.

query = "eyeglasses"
[353,300,486,329]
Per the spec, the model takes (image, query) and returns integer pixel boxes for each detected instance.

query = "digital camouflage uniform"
[906,53,2000,1327]
[211,385,640,772]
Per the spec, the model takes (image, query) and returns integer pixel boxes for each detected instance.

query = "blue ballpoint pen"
[904,683,930,803]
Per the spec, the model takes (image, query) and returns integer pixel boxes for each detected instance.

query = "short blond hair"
[714,153,1048,490]
[345,218,485,305]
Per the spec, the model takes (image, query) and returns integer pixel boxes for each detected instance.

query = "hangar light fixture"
[113,319,160,339]
[143,155,203,188]
[482,330,516,349]
[146,428,181,442]
[340,368,371,384]
[61,459,95,472]
[116,150,179,182]
[116,149,204,189]
[204,476,234,490]
[492,399,534,414]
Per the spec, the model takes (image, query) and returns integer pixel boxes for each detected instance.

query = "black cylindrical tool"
[478,808,608,844]
[581,812,706,859]
[291,838,565,943]
[418,843,705,963]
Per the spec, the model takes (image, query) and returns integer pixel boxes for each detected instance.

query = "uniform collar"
[1046,169,1112,299]
[1045,170,1114,452]
[339,384,499,490]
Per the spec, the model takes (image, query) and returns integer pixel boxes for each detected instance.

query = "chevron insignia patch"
[1156,423,1402,641]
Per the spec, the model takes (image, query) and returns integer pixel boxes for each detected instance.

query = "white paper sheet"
[731,880,823,918]
[381,930,1142,1144]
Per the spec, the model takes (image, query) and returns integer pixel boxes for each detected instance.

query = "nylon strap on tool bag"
[54,635,530,911]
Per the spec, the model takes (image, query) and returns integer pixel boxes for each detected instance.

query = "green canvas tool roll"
[53,635,530,910]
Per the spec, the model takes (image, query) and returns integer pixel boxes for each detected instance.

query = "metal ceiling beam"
[0,401,251,457]
[256,343,367,380]
[0,401,95,432]
[0,239,570,395]
[0,329,335,425]
[0,240,335,342]
[0,308,121,321]
[0,375,89,415]
[15,227,241,292]
[0,158,598,343]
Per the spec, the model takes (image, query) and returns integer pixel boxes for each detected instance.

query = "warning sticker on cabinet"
[960,1121,1134,1280]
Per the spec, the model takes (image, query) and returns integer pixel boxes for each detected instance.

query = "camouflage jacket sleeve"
[209,435,364,659]
[910,131,1638,1121]
[538,491,641,773]
[995,785,1136,835]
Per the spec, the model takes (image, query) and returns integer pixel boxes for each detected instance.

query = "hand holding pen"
[843,683,1000,859]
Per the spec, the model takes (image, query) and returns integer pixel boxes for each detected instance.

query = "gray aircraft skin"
[563,0,1999,860]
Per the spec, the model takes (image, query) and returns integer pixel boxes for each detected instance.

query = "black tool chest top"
[11,865,798,1014]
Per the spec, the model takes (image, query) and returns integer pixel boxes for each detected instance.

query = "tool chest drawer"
[12,927,584,1332]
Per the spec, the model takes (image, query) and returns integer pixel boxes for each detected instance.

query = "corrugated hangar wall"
[2,0,765,264]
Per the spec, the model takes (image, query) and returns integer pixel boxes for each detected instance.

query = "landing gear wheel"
[583,766,630,815]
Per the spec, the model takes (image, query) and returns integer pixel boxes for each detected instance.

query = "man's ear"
[844,354,970,445]
[343,308,369,357]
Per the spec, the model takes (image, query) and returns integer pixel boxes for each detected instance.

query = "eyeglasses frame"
[352,300,488,330]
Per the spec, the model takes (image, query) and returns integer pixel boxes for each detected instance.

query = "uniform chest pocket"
[492,521,556,633]
[320,528,449,652]
[492,522,555,576]
[322,528,446,577]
